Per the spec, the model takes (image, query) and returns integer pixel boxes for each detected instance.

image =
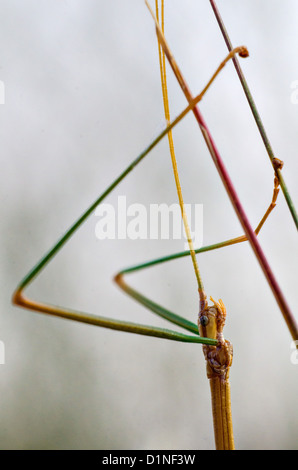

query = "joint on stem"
[272,157,284,173]
[12,287,25,307]
[198,296,232,380]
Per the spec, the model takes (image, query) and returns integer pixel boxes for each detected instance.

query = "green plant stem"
[209,0,298,230]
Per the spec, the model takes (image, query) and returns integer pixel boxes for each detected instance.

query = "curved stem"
[114,273,199,335]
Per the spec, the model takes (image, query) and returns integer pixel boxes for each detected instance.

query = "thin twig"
[209,0,298,231]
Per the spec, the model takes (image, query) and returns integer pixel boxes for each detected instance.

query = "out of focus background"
[1,0,297,450]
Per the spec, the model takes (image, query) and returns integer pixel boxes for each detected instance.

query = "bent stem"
[13,288,214,344]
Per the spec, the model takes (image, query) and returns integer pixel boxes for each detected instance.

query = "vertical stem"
[155,0,207,309]
[210,377,235,450]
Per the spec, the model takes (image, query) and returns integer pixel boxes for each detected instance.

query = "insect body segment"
[199,297,233,380]
[199,297,234,450]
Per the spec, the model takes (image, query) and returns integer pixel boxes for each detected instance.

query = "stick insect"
[11,0,298,449]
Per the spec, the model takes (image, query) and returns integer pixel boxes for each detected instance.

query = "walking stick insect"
[12,0,298,449]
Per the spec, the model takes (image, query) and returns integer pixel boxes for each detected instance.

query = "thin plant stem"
[155,0,207,310]
[209,0,298,230]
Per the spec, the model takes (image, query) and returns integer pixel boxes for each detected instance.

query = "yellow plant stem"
[155,0,206,307]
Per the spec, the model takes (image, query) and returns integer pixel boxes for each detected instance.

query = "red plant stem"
[155,26,298,342]
[194,107,298,342]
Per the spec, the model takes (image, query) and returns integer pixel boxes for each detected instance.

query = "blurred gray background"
[1,0,298,450]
